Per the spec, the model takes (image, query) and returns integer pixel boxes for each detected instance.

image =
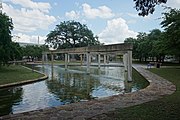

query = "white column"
[51,52,54,63]
[127,51,132,82]
[80,54,83,66]
[124,71,131,93]
[67,54,70,64]
[115,53,117,62]
[107,55,109,64]
[104,54,106,64]
[123,53,128,71]
[45,54,48,62]
[51,51,54,80]
[42,53,45,72]
[83,53,85,64]
[86,52,90,73]
[89,53,91,65]
[65,53,68,69]
[98,53,101,68]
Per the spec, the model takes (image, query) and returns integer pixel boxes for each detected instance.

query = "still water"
[0,65,149,116]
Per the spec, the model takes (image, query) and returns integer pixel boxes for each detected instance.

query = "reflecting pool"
[0,65,149,116]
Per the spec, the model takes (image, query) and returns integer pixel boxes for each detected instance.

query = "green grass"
[92,68,180,120]
[161,62,180,66]
[133,61,180,66]
[0,65,44,85]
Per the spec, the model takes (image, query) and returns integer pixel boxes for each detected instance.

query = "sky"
[1,0,180,45]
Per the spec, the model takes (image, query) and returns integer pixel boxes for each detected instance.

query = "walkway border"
[0,65,176,120]
[0,65,48,89]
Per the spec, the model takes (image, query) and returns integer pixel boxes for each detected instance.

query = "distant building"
[18,42,43,47]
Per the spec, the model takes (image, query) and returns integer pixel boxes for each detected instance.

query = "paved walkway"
[0,65,176,120]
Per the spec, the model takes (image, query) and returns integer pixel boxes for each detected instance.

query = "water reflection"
[0,65,149,116]
[46,73,99,103]
[0,87,23,116]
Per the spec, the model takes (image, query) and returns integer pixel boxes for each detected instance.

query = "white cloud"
[12,33,46,44]
[127,13,150,19]
[65,10,80,20]
[166,0,180,9]
[3,3,56,33]
[82,3,115,19]
[98,18,137,44]
[127,19,137,24]
[10,0,51,13]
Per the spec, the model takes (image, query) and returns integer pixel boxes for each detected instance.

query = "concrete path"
[0,65,176,120]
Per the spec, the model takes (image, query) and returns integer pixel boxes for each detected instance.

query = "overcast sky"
[2,0,180,44]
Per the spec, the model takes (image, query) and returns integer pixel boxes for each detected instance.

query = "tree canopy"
[124,7,180,63]
[161,8,180,56]
[0,13,14,66]
[124,29,165,62]
[22,45,46,62]
[46,20,100,49]
[134,0,167,16]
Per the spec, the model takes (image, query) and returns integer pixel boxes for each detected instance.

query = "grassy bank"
[0,65,44,85]
[92,68,180,120]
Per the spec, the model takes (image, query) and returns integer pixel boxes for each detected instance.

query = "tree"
[124,33,149,61]
[46,20,100,49]
[161,8,180,61]
[0,13,13,66]
[136,32,150,61]
[22,45,44,62]
[134,0,167,16]
[9,42,23,61]
[124,29,165,62]
[147,29,166,62]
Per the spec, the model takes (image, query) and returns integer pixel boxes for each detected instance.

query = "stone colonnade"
[42,43,133,81]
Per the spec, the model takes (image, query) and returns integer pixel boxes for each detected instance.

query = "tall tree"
[22,45,44,61]
[148,29,166,62]
[46,20,100,49]
[134,0,167,16]
[124,33,149,62]
[0,13,13,66]
[161,8,180,62]
[10,42,23,61]
[136,32,150,61]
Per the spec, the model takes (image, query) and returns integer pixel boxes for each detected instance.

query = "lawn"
[0,65,44,85]
[90,68,180,120]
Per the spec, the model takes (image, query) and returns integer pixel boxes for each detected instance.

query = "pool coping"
[0,65,48,89]
[0,65,176,120]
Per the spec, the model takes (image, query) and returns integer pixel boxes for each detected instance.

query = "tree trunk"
[145,57,147,62]
[156,56,158,62]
